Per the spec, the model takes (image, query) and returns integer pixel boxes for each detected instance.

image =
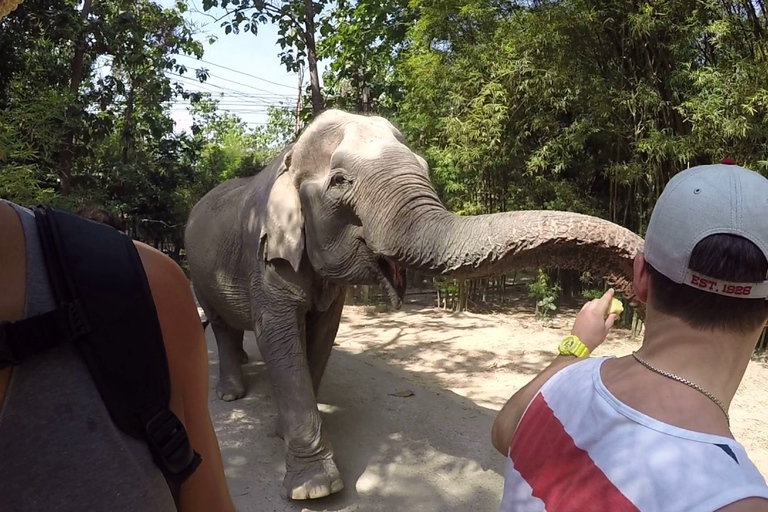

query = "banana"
[609,297,624,316]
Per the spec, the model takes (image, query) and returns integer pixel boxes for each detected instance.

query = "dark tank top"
[0,201,176,511]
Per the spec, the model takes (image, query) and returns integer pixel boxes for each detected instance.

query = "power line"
[163,70,299,128]
[168,102,295,108]
[167,107,292,113]
[166,71,293,99]
[168,69,289,97]
[165,72,293,104]
[95,54,294,100]
[171,54,297,90]
[170,68,295,97]
[204,71,292,96]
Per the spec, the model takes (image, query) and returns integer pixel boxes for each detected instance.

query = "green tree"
[318,0,414,116]
[200,0,326,114]
[189,95,296,182]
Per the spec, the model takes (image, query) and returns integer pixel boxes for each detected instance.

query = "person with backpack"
[0,199,236,511]
[493,162,768,511]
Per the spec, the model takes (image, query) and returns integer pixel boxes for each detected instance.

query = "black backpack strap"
[0,301,90,369]
[0,207,92,369]
[0,205,201,506]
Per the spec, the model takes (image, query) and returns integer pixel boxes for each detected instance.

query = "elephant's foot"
[282,457,343,500]
[240,349,249,364]
[216,376,246,401]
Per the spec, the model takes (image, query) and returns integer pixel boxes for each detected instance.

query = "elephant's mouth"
[375,257,407,309]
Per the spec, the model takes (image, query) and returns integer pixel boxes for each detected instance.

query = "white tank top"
[500,356,768,512]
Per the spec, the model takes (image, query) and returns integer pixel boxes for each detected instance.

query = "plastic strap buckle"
[144,408,202,483]
[62,300,92,341]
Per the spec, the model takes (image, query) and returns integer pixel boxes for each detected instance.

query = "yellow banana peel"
[609,297,624,316]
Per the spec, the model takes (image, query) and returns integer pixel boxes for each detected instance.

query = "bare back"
[0,201,176,511]
[0,201,234,512]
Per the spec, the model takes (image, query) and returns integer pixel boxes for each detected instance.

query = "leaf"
[390,390,414,398]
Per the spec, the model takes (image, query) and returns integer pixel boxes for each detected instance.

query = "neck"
[637,308,760,408]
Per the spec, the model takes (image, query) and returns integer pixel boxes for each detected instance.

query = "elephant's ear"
[260,152,304,273]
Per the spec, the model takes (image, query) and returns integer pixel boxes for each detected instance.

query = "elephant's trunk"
[362,173,645,315]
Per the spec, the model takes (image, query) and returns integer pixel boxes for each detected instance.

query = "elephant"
[184,109,645,500]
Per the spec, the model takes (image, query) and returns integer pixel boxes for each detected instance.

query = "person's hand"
[570,288,619,353]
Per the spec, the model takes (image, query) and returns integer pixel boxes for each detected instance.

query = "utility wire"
[203,71,291,96]
[165,73,293,106]
[171,53,297,90]
[167,69,290,97]
[166,71,293,100]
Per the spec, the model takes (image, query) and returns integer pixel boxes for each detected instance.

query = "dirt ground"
[334,294,768,478]
[204,289,768,511]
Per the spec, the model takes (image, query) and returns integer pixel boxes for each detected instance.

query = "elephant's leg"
[195,289,248,398]
[255,307,343,500]
[306,293,345,397]
[204,316,248,363]
[276,294,345,440]
[206,310,246,402]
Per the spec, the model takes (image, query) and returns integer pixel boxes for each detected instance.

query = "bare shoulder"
[134,241,194,307]
[132,241,202,360]
[717,498,768,512]
[132,241,202,362]
[132,240,235,512]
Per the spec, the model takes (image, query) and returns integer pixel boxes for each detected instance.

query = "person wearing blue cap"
[493,162,768,511]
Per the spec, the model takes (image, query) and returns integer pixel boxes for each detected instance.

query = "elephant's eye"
[329,172,352,188]
[327,171,354,205]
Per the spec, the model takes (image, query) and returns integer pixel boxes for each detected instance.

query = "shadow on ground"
[206,330,507,512]
[340,306,551,375]
[333,298,568,408]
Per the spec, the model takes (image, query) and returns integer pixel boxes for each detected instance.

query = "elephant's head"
[260,109,645,313]
[260,110,417,305]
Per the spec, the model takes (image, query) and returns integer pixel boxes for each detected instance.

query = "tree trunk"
[58,0,92,195]
[121,82,134,165]
[302,0,323,115]
[295,65,304,136]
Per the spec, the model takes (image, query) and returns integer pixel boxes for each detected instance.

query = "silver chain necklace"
[631,351,730,426]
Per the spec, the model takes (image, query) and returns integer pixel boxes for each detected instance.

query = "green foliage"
[434,277,459,295]
[0,85,66,206]
[0,0,295,254]
[8,0,768,345]
[190,96,297,183]
[317,0,413,116]
[251,104,299,159]
[200,0,327,116]
[581,288,606,301]
[392,0,768,234]
[0,167,58,207]
[579,271,606,300]
[528,269,562,319]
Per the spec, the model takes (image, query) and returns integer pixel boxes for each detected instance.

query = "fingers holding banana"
[571,289,622,351]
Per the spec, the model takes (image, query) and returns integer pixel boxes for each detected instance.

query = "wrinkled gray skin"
[184,109,644,500]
